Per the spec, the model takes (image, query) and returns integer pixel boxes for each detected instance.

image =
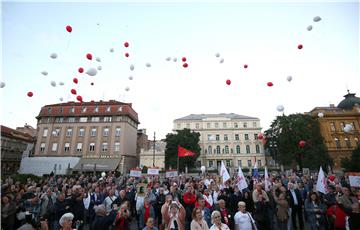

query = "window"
[186,123,190,129]
[253,122,257,128]
[216,134,220,141]
[209,160,213,168]
[80,117,88,122]
[114,142,120,152]
[196,123,199,129]
[82,106,87,113]
[254,134,258,140]
[118,106,122,112]
[224,134,228,141]
[225,145,229,154]
[245,134,249,140]
[42,128,48,137]
[51,143,57,152]
[236,145,241,154]
[334,138,340,149]
[59,107,64,113]
[66,128,72,137]
[103,128,109,136]
[91,117,100,122]
[208,146,212,155]
[90,128,97,136]
[48,107,52,113]
[115,127,121,137]
[223,122,227,128]
[345,138,351,148]
[216,146,221,154]
[94,106,99,113]
[40,143,45,152]
[55,117,64,123]
[104,117,112,122]
[238,160,242,167]
[76,143,83,152]
[89,143,95,152]
[256,145,260,153]
[207,123,211,129]
[207,135,213,141]
[78,128,85,137]
[215,123,219,128]
[115,116,122,122]
[102,143,108,152]
[234,123,238,128]
[243,122,247,128]
[247,160,252,167]
[68,117,75,123]
[64,143,70,152]
[257,160,262,167]
[235,134,239,141]
[226,160,231,167]
[177,123,181,129]
[246,145,250,154]
[106,106,111,112]
[70,107,75,113]
[53,129,60,136]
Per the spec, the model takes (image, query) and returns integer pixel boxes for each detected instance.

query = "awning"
[73,158,121,172]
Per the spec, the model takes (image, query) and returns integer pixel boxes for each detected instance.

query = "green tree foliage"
[264,113,332,170]
[341,145,360,171]
[165,129,201,171]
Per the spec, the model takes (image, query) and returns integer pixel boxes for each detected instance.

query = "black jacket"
[90,210,117,230]
[286,189,303,207]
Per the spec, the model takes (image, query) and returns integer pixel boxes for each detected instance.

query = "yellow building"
[309,91,360,169]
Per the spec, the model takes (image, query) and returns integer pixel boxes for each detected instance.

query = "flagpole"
[177,154,179,173]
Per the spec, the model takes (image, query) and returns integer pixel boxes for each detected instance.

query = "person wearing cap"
[59,212,74,230]
[163,200,185,230]
[234,201,257,230]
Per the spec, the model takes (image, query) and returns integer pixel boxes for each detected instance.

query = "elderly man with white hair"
[90,204,117,230]
[286,182,304,230]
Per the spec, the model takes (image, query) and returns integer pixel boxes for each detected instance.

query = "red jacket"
[183,192,196,205]
[327,204,346,229]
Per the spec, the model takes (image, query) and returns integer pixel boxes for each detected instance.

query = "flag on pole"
[178,146,196,158]
[220,161,230,183]
[316,166,327,194]
[236,166,248,191]
[264,166,270,192]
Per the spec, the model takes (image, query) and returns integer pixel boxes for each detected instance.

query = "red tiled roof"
[1,125,34,142]
[36,100,139,123]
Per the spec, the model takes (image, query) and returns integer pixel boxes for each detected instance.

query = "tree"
[165,129,201,172]
[264,113,332,170]
[341,145,360,171]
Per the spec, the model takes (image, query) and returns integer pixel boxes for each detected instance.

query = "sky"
[1,1,359,139]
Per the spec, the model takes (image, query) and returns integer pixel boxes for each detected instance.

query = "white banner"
[165,170,178,178]
[349,176,360,188]
[316,166,327,194]
[220,161,230,183]
[147,168,160,175]
[130,169,142,177]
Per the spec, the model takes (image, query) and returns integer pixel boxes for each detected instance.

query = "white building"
[139,141,166,170]
[174,113,266,172]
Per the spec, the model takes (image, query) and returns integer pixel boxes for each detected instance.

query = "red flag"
[178,146,196,158]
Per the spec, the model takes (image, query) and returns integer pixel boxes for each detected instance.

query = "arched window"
[208,146,212,155]
[236,145,241,154]
[216,146,221,154]
[225,145,229,154]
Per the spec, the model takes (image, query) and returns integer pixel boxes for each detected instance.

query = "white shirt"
[290,189,298,205]
[234,211,252,230]
[209,223,230,230]
[203,194,213,207]
[103,195,116,213]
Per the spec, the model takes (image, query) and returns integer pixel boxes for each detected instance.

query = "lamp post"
[153,132,156,167]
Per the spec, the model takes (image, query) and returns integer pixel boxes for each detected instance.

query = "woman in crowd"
[59,213,74,230]
[139,197,156,229]
[234,201,256,230]
[274,192,289,230]
[190,207,209,230]
[209,210,230,230]
[305,192,327,230]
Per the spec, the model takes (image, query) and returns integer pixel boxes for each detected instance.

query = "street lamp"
[153,132,156,167]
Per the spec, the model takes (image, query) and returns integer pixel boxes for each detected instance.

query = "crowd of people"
[1,169,360,230]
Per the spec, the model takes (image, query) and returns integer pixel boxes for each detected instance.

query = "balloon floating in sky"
[50,53,58,59]
[130,64,135,71]
[277,105,284,112]
[287,76,292,82]
[124,42,129,48]
[73,78,78,84]
[182,57,187,62]
[344,124,353,133]
[243,64,248,69]
[59,81,64,86]
[219,58,224,64]
[267,82,273,87]
[71,89,77,95]
[76,95,83,102]
[50,81,56,87]
[41,71,48,76]
[86,68,98,76]
[215,53,220,58]
[165,57,171,61]
[27,92,33,97]
[298,44,303,49]
[173,57,177,62]
[307,25,313,31]
[95,57,101,62]
[78,67,84,73]
[226,79,231,85]
[129,76,133,80]
[97,66,102,71]
[258,133,264,140]
[109,48,114,52]
[59,97,63,101]
[125,53,129,58]
[125,87,130,92]
[298,140,306,148]
[317,112,324,118]
[313,16,322,22]
[146,63,151,68]
[0,82,5,88]
[86,53,92,60]
[66,25,72,33]
[90,82,94,86]
[183,63,188,68]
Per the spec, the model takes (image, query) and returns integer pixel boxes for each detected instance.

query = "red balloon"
[125,53,129,58]
[299,140,306,148]
[78,67,84,73]
[226,79,231,85]
[124,42,129,48]
[244,64,248,68]
[76,95,83,102]
[71,89,77,95]
[73,78,78,84]
[258,133,264,140]
[329,175,335,182]
[298,44,303,49]
[183,63,188,68]
[91,82,94,86]
[27,92,33,97]
[66,25,72,33]
[267,82,273,87]
[182,57,187,62]
[86,53,92,60]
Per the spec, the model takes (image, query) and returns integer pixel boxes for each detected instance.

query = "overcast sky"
[1,1,359,139]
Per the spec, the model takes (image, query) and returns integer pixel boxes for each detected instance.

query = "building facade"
[34,100,139,173]
[173,113,266,172]
[139,140,166,170]
[309,92,360,169]
[1,125,35,175]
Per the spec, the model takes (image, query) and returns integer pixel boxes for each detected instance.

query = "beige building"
[173,113,266,172]
[139,140,166,170]
[34,100,139,173]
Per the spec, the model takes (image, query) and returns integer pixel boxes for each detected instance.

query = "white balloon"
[109,48,114,52]
[59,81,64,86]
[86,68,98,76]
[317,112,324,118]
[41,71,48,76]
[313,16,322,22]
[219,58,224,64]
[129,76,133,80]
[215,52,220,58]
[97,66,102,71]
[95,57,101,62]
[130,64,135,71]
[50,53,58,59]
[165,57,171,61]
[173,57,177,62]
[52,131,57,135]
[101,172,106,177]
[0,82,5,88]
[125,87,130,91]
[145,63,151,67]
[201,166,206,173]
[59,97,64,101]
[287,76,293,82]
[344,124,353,133]
[50,81,56,87]
[307,25,313,31]
[277,105,284,112]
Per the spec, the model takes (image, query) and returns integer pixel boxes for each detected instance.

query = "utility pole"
[153,132,156,167]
